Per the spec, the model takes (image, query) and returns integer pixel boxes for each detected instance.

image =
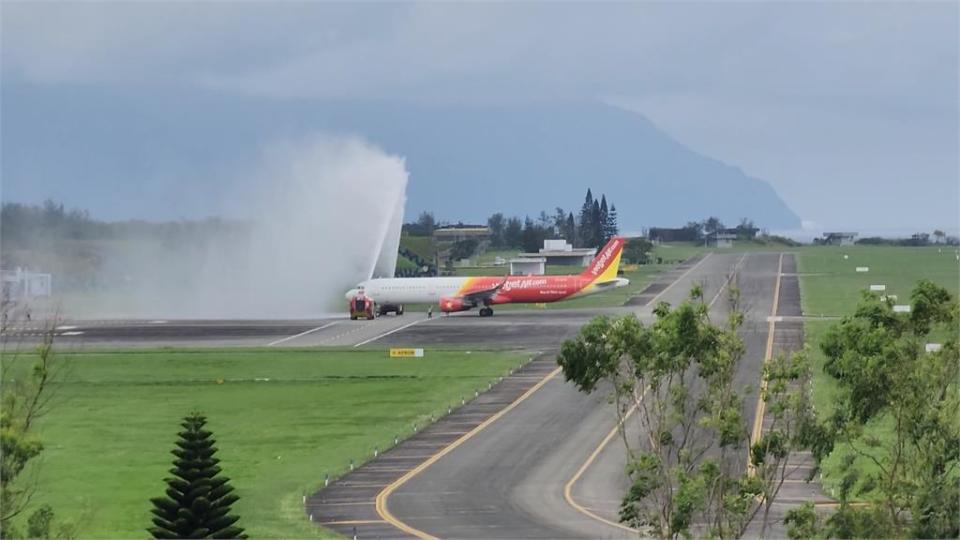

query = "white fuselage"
[345,277,470,305]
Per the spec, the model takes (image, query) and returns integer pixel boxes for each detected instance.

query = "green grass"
[797,246,960,499]
[4,347,526,538]
[797,245,959,316]
[399,235,434,262]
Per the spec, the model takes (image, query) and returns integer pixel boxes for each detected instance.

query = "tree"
[817,280,959,536]
[449,239,479,261]
[734,218,756,241]
[503,217,523,249]
[623,237,653,264]
[487,213,505,248]
[415,212,436,236]
[607,204,620,240]
[557,286,760,538]
[148,413,246,539]
[552,207,567,238]
[703,217,724,239]
[598,195,610,245]
[933,229,945,244]
[749,348,823,537]
[521,216,547,253]
[565,212,576,244]
[578,189,595,248]
[682,221,704,243]
[1,319,75,539]
[591,199,602,248]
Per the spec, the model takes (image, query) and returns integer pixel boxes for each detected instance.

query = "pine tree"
[565,212,576,244]
[578,189,594,248]
[591,199,601,248]
[599,195,609,245]
[149,413,246,539]
[607,204,619,239]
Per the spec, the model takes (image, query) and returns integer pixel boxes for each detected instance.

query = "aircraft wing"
[461,276,509,304]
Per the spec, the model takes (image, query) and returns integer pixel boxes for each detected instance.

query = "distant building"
[433,226,490,242]
[721,226,760,240]
[1,268,53,301]
[519,239,596,267]
[823,232,857,246]
[509,257,545,275]
[649,227,699,243]
[711,233,737,248]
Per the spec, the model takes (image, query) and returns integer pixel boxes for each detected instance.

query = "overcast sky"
[2,2,957,231]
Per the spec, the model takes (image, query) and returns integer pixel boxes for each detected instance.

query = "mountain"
[2,82,800,229]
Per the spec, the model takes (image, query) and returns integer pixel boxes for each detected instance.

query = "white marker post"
[869,284,886,291]
[856,267,870,272]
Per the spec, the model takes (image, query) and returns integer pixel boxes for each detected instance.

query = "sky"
[2,1,958,232]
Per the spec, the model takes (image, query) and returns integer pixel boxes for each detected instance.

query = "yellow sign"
[390,348,424,358]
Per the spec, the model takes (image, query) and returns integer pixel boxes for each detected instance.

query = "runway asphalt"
[384,252,765,539]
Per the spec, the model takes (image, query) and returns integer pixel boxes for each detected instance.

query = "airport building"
[823,232,857,246]
[433,226,491,243]
[711,233,737,248]
[1,268,52,301]
[519,239,596,266]
[509,257,546,275]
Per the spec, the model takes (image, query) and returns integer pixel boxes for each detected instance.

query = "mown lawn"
[797,245,959,316]
[797,246,960,499]
[3,347,526,538]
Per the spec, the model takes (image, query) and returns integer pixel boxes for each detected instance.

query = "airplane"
[344,236,628,317]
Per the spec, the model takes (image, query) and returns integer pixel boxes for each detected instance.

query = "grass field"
[4,347,526,538]
[796,245,960,499]
[797,245,960,316]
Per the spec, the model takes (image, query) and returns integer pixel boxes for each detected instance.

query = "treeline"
[649,216,761,243]
[404,189,620,252]
[1,200,247,251]
[850,230,959,246]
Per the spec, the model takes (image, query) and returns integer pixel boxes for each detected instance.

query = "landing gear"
[479,307,494,317]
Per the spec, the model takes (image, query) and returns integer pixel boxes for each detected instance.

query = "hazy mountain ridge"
[2,82,800,229]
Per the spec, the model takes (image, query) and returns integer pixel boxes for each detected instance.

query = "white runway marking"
[354,319,425,348]
[267,321,339,346]
[60,331,84,336]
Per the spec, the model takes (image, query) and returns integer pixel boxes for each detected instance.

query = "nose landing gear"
[479,307,494,317]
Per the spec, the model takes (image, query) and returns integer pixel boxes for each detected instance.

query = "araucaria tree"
[148,413,246,539]
[557,287,761,538]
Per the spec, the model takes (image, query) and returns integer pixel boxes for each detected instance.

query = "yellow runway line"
[748,253,784,476]
[375,366,563,540]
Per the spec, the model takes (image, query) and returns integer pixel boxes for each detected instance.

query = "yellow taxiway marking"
[563,404,640,533]
[375,366,563,540]
[563,253,740,533]
[748,253,784,476]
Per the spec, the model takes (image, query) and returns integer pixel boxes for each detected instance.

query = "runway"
[301,251,806,539]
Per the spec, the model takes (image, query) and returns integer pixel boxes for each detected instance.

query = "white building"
[519,239,596,267]
[823,232,857,246]
[509,257,546,275]
[1,268,53,301]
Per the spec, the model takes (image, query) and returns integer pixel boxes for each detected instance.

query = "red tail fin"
[582,237,625,281]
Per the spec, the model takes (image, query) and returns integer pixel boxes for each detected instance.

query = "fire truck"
[348,290,376,320]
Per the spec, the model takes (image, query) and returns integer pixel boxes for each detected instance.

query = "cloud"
[2,2,957,229]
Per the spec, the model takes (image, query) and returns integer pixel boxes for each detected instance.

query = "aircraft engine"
[439,297,472,313]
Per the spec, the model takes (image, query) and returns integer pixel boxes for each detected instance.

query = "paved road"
[384,252,778,538]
